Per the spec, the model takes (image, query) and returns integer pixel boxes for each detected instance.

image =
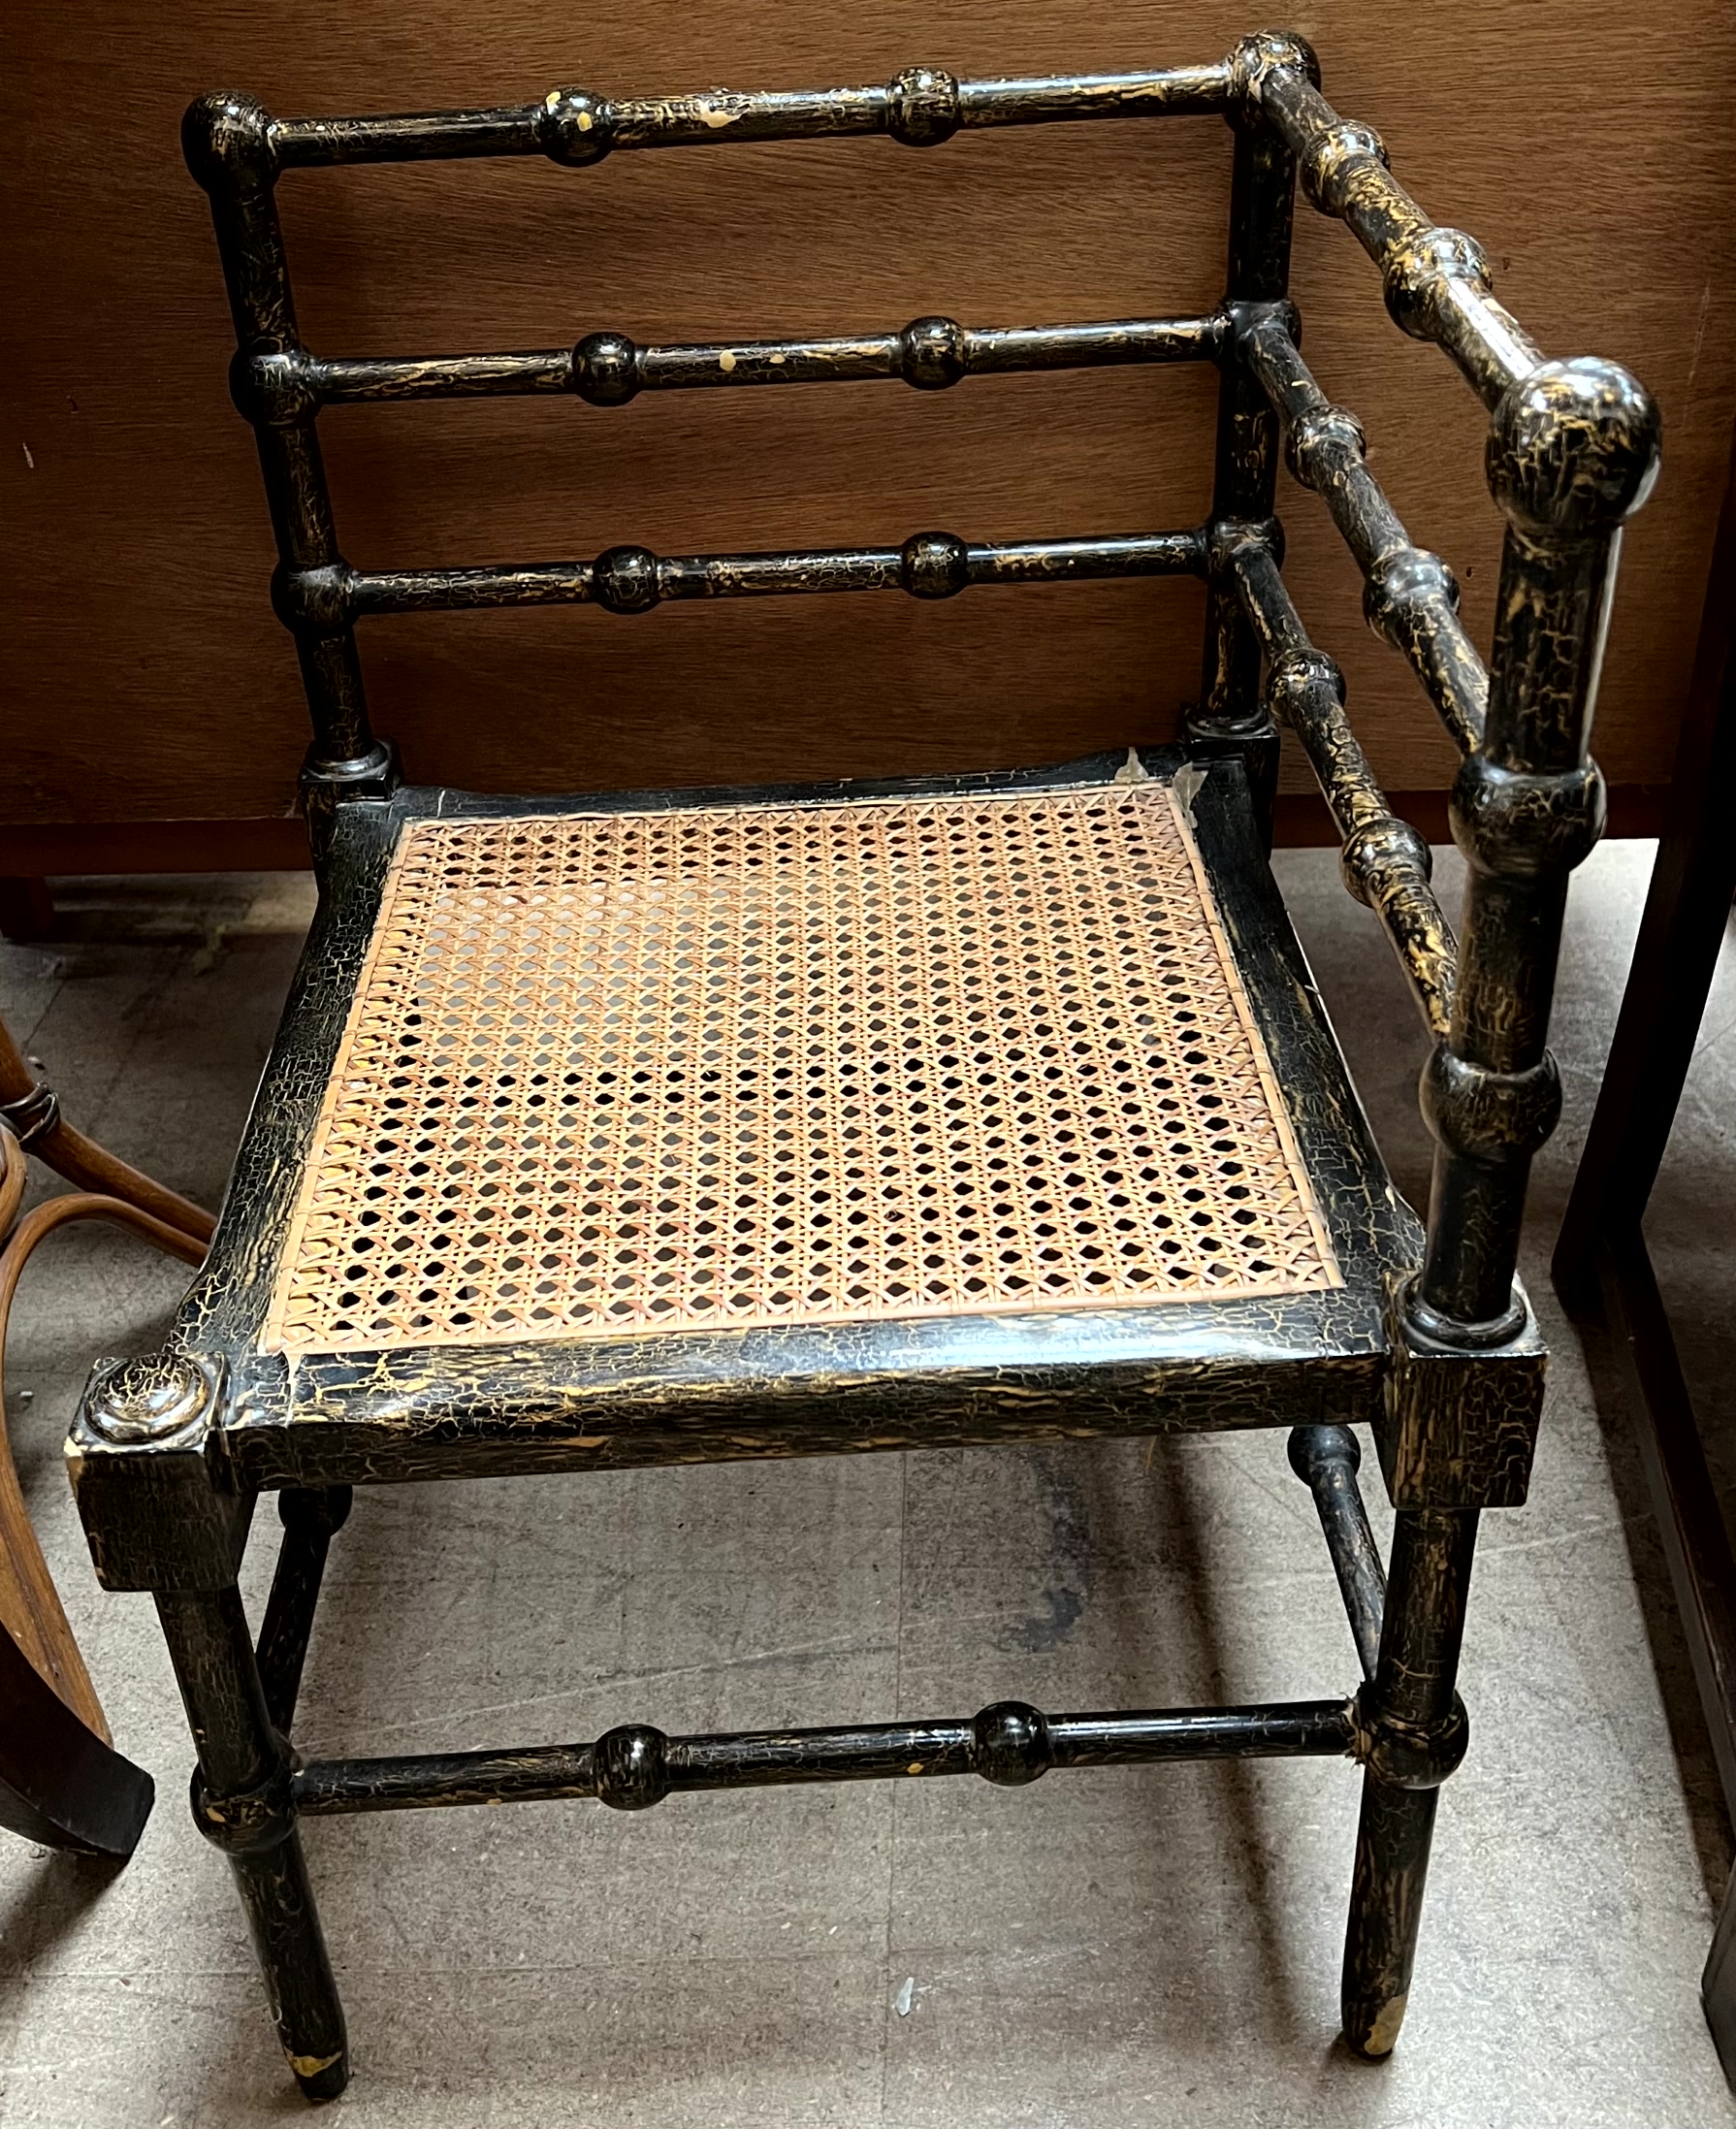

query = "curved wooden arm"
[0,1015,215,1244]
[0,1108,209,1857]
[0,1152,206,1725]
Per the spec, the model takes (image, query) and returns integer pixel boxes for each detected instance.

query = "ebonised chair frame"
[59,31,1657,2100]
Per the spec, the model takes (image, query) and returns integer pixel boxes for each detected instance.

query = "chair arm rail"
[1244,56,1544,407]
[1224,530,1459,1037]
[1235,306,1488,754]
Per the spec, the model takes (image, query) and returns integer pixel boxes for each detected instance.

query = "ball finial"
[182,92,276,191]
[1487,357,1661,535]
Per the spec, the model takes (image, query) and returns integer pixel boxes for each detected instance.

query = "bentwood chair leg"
[1341,1507,1479,2055]
[155,1585,348,2100]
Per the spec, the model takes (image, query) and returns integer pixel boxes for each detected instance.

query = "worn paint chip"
[1364,1992,1407,2056]
[287,2049,343,2079]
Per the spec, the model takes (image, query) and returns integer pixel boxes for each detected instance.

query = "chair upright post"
[1416,360,1660,1337]
[1342,359,1660,2054]
[183,95,397,816]
[1191,33,1306,850]
[1340,1507,1476,2050]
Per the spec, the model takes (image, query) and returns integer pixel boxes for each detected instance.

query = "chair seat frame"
[66,30,1657,2100]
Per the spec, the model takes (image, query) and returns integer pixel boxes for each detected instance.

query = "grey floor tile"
[3,1950,892,2127]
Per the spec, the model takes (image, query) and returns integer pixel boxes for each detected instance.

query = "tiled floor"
[1,842,1733,2127]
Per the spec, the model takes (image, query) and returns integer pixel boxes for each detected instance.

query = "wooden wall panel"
[4,1,1733,837]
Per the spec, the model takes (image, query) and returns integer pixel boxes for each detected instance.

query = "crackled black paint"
[1224,530,1458,1038]
[311,530,1209,620]
[1236,304,1487,753]
[69,33,1660,2101]
[254,1487,350,1733]
[1289,1425,1386,1678]
[288,312,1233,409]
[295,1699,1357,1815]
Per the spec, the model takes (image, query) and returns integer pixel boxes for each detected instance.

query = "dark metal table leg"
[1549,419,1736,2077]
[1707,1874,1736,2076]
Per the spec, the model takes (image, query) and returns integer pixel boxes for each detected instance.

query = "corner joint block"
[67,1350,254,1591]
[1376,1281,1546,1508]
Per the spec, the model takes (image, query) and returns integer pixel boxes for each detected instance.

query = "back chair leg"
[155,1584,348,2101]
[1341,1505,1478,2055]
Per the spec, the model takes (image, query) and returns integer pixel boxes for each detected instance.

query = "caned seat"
[64,31,1659,2105]
[280,780,1336,1348]
[177,753,1409,1489]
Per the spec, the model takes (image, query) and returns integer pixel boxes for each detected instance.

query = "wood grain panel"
[4,1,1733,832]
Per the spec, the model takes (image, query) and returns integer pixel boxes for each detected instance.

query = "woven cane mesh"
[263,782,1339,1356]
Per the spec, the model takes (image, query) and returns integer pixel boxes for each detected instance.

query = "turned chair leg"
[1341,1506,1478,2055]
[257,1488,352,1734]
[155,1583,348,2101]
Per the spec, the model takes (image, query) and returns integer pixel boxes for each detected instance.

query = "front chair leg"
[1341,1506,1478,2055]
[155,1584,348,2101]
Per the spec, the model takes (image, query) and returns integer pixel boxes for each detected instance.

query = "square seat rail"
[80,752,1427,1506]
[60,28,1658,2102]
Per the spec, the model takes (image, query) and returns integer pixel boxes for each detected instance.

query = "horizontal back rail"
[293,530,1208,622]
[288,311,1230,411]
[267,63,1236,169]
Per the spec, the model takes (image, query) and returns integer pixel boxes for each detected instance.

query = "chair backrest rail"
[1235,306,1487,753]
[303,529,1209,623]
[267,64,1236,170]
[287,313,1231,413]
